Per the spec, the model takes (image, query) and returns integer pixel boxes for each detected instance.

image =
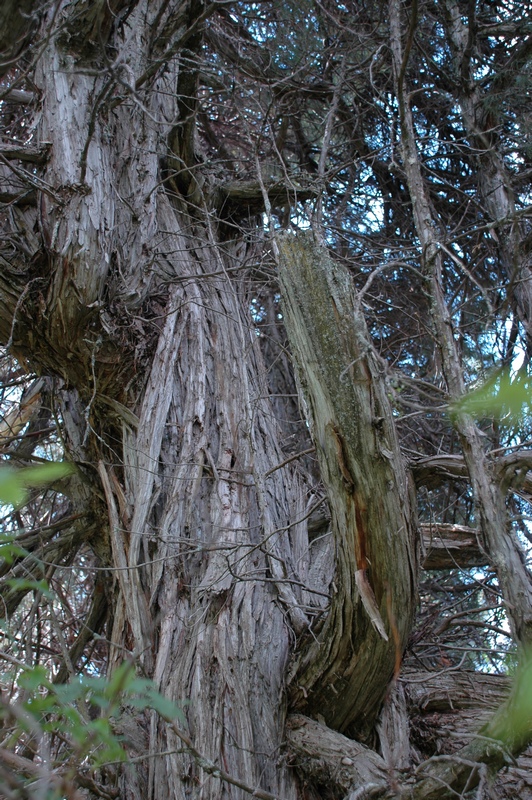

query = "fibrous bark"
[1,2,532,799]
[278,232,417,740]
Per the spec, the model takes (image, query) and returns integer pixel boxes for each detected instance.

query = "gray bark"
[287,672,532,800]
[1,2,531,799]
[0,3,306,797]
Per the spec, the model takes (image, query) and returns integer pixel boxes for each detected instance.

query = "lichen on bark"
[277,231,418,740]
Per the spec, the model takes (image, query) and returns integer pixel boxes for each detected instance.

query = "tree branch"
[286,714,389,795]
[278,232,417,739]
[0,1,40,78]
[420,523,487,569]
[0,142,51,165]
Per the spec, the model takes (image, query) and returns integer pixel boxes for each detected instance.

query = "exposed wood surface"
[420,523,488,569]
[278,232,418,740]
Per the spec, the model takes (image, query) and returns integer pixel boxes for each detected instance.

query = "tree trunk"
[2,3,407,796]
[277,233,417,741]
[2,2,532,799]
[1,4,307,797]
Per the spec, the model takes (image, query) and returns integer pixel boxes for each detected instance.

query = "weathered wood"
[218,178,317,218]
[283,511,488,569]
[404,669,511,714]
[402,665,532,800]
[0,89,35,104]
[286,714,389,795]
[420,523,488,569]
[0,5,308,797]
[1,2,530,799]
[285,670,532,800]
[0,142,51,164]
[278,232,418,740]
[412,451,532,500]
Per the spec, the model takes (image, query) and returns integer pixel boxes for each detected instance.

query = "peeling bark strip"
[277,232,417,739]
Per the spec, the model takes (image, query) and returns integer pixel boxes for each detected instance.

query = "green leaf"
[19,462,73,487]
[0,467,28,506]
[18,664,50,692]
[451,368,532,423]
[54,677,88,705]
[143,691,185,722]
[5,578,52,597]
[0,543,28,563]
[0,462,72,508]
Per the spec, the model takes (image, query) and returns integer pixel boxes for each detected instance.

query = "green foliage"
[0,462,184,796]
[487,648,532,750]
[507,652,532,744]
[1,660,185,797]
[451,368,532,424]
[0,461,73,570]
[0,462,72,508]
[12,661,182,764]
